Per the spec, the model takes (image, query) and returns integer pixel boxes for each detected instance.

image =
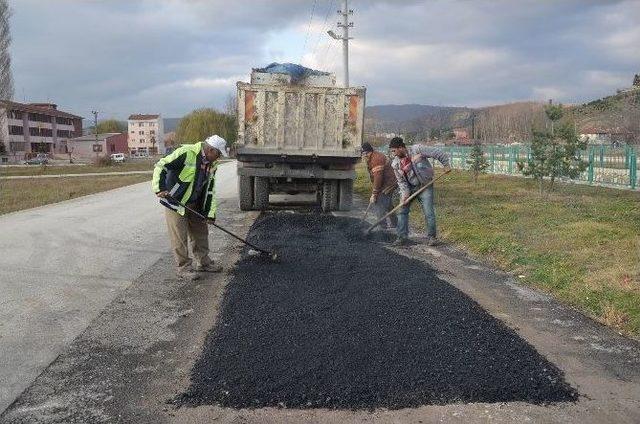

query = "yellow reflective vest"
[152,142,218,218]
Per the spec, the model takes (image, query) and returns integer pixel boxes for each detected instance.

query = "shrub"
[93,156,113,167]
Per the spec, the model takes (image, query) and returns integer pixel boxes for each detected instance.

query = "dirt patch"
[178,213,578,410]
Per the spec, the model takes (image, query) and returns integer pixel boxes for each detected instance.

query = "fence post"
[508,146,514,174]
[630,149,637,190]
[490,145,495,173]
[453,146,458,168]
[625,145,630,168]
[588,147,595,184]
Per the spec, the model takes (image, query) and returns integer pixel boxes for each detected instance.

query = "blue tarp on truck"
[254,63,330,84]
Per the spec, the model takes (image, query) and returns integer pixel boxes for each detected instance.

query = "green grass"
[355,165,640,337]
[0,160,155,177]
[0,175,151,215]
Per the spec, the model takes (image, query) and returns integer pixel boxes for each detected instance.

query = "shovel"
[166,195,278,262]
[361,201,373,225]
[365,169,451,235]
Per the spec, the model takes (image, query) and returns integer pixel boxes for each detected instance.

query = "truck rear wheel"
[254,177,270,210]
[238,175,254,211]
[338,179,353,211]
[321,180,339,212]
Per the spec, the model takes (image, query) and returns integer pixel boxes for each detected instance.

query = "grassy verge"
[0,160,155,177]
[355,164,640,337]
[0,175,151,215]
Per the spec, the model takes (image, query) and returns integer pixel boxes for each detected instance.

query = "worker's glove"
[369,194,377,204]
[156,191,169,198]
[209,216,216,224]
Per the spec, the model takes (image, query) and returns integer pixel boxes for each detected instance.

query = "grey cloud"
[8,0,640,119]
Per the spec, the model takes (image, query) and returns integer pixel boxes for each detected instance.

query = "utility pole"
[92,110,99,159]
[327,0,353,87]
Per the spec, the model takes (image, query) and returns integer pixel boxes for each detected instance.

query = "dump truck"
[235,67,366,212]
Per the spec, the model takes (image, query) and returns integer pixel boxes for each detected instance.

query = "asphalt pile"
[179,213,577,410]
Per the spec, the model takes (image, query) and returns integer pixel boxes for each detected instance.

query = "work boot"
[427,236,439,246]
[195,263,223,273]
[176,269,200,281]
[391,237,409,247]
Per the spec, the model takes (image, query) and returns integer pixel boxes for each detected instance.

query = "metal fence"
[442,144,639,190]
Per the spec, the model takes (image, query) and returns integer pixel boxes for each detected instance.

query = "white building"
[127,114,164,156]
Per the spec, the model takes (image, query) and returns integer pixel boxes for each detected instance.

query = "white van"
[110,153,126,163]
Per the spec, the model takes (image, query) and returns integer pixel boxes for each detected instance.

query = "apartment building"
[127,114,164,156]
[0,101,83,162]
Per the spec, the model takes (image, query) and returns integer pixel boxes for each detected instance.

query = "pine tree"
[517,104,587,194]
[467,141,489,183]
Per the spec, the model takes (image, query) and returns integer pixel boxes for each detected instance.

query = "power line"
[300,0,318,64]
[311,0,335,60]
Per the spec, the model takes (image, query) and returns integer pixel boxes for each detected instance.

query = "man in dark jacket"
[361,142,398,228]
[389,137,450,246]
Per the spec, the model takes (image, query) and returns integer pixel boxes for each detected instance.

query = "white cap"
[204,135,228,157]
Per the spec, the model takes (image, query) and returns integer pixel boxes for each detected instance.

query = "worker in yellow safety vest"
[152,135,228,280]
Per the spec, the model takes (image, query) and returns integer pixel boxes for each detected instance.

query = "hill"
[365,104,471,136]
[365,102,546,143]
[570,90,640,139]
[365,88,640,144]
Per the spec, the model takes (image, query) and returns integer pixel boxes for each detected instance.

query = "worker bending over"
[152,135,228,280]
[361,142,398,229]
[389,137,451,247]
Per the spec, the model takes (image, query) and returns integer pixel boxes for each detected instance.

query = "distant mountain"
[365,87,640,144]
[163,118,182,133]
[366,104,467,122]
[365,104,472,134]
[365,102,549,143]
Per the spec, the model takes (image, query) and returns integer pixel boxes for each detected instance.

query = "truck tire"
[321,180,339,212]
[254,177,270,210]
[338,179,354,211]
[238,175,254,211]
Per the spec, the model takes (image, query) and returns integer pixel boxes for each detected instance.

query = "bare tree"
[0,0,13,100]
[224,92,238,118]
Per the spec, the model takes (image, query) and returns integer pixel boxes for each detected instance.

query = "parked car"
[24,153,49,165]
[110,153,126,163]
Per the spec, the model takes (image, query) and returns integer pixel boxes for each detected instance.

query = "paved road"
[0,170,153,180]
[2,161,640,423]
[0,161,237,414]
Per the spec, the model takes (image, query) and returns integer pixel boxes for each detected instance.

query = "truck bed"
[236,82,366,159]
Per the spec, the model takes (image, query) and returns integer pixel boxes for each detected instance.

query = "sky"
[8,0,640,120]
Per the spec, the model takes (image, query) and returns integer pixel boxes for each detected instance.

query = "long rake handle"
[166,196,272,256]
[366,169,451,234]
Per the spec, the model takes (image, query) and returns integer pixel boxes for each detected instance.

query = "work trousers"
[164,208,212,271]
[397,185,436,239]
[373,192,398,229]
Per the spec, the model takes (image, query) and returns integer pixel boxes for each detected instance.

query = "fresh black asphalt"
[178,212,578,410]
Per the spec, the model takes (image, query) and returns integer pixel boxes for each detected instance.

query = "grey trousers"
[164,208,212,271]
[373,192,398,229]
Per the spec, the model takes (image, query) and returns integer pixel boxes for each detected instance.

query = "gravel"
[178,212,578,410]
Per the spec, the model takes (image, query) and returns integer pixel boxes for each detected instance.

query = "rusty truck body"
[235,69,366,211]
